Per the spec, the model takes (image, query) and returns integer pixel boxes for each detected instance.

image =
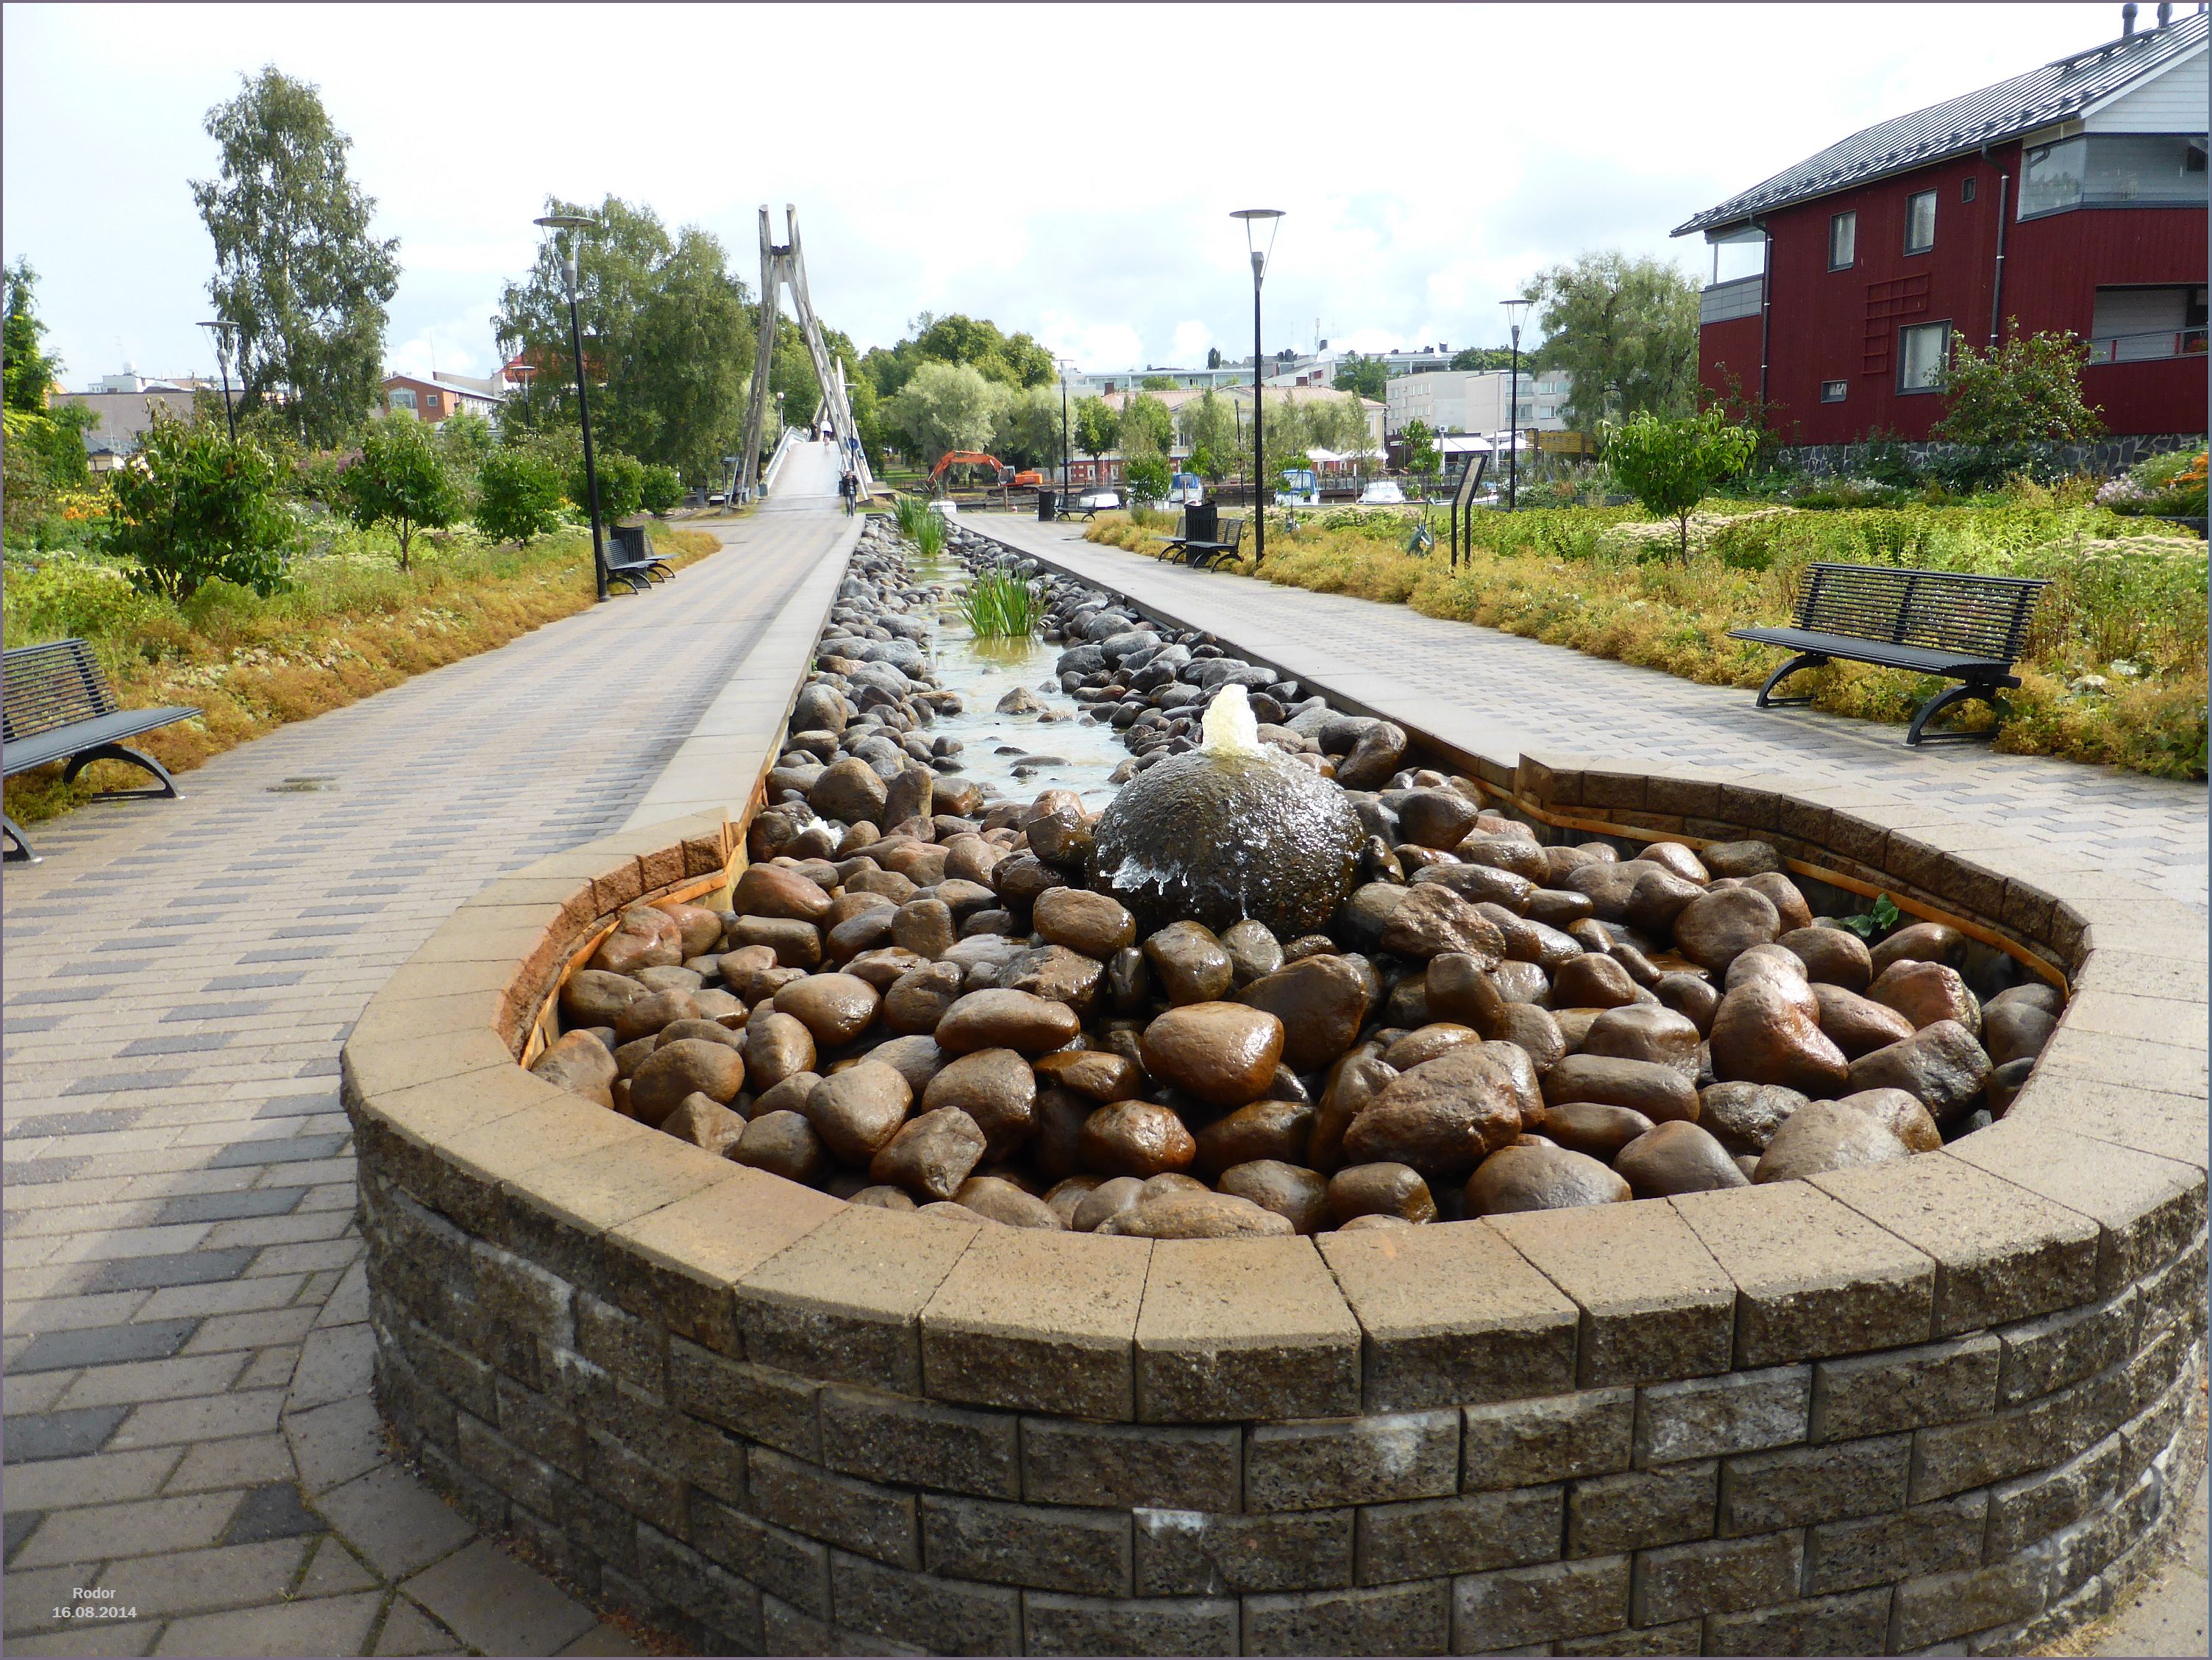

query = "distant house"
[379,371,505,428]
[1387,368,1574,444]
[1674,9,2208,444]
[49,370,232,469]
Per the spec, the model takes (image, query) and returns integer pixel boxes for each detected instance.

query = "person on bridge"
[839,470,856,515]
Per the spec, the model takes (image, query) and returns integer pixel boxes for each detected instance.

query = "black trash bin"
[1037,489,1059,522]
[1183,502,1219,544]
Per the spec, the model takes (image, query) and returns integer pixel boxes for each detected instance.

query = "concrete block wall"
[343,758,2209,1657]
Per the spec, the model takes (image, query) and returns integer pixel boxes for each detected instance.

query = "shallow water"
[907,551,1131,812]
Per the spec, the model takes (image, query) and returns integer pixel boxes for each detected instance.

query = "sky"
[1,3,2141,388]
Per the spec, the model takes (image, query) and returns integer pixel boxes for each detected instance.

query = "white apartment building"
[1387,367,1575,438]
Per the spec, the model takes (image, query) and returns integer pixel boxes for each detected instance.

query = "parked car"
[928,499,960,519]
[1358,480,1407,506]
[1076,488,1123,513]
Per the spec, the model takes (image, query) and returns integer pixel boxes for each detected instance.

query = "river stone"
[1145,922,1236,1005]
[1846,1020,1991,1123]
[1381,885,1507,965]
[1415,863,1540,917]
[1327,1161,1437,1225]
[745,1012,818,1091]
[1332,882,1412,952]
[1141,1002,1284,1108]
[1335,721,1409,790]
[1988,982,2063,1019]
[1982,1001,2058,1066]
[1071,1175,1147,1232]
[630,1039,747,1127]
[825,908,897,963]
[752,1071,820,1117]
[1195,1099,1317,1177]
[1344,1047,1525,1178]
[921,1049,1037,1159]
[1238,955,1372,1072]
[1732,873,1810,934]
[1725,943,1811,994]
[869,1039,945,1097]
[1632,842,1706,885]
[848,948,930,992]
[591,907,686,976]
[1835,1087,1943,1153]
[1777,927,1873,992]
[1703,840,1784,878]
[1624,867,1705,936]
[1540,1100,1657,1161]
[661,1092,749,1158]
[1100,1189,1292,1239]
[883,766,934,829]
[1871,921,1967,975]
[1395,789,1482,851]
[1033,888,1136,959]
[1033,1049,1143,1104]
[1002,944,1106,1018]
[1309,1053,1396,1173]
[811,758,890,823]
[728,916,825,970]
[530,1031,619,1109]
[1078,1100,1198,1178]
[1218,1161,1331,1234]
[732,1111,827,1182]
[802,1062,912,1164]
[659,1018,745,1052]
[1220,919,1285,986]
[1812,983,1918,1058]
[1709,980,1852,1095]
[1540,1053,1701,1122]
[883,961,964,1035]
[955,1177,1065,1230]
[853,1185,918,1211]
[1754,1100,1913,1183]
[1699,1082,1808,1155]
[942,836,1003,886]
[883,898,953,961]
[1526,888,1596,931]
[934,988,1083,1055]
[1868,961,1982,1038]
[733,865,833,923]
[1674,886,1782,973]
[560,969,645,1030]
[1551,954,1641,1010]
[1465,1144,1632,1214]
[1616,1121,1749,1198]
[772,974,881,1047]
[792,682,850,735]
[1654,974,1721,1037]
[613,988,701,1046]
[1985,1058,2034,1116]
[1030,1087,1093,1182]
[1380,1021,1486,1069]
[1582,1005,1701,1077]
[869,1107,987,1200]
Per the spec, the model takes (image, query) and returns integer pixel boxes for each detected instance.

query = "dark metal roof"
[1673,13,2209,236]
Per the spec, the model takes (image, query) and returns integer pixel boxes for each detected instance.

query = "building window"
[388,388,417,411]
[1961,177,1977,203]
[1898,321,1952,392]
[2088,284,2211,361]
[2019,134,2209,218]
[1829,211,1857,270]
[1905,190,1937,254]
[1821,380,1848,402]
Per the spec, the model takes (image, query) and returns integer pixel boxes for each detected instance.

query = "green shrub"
[640,463,683,516]
[106,414,294,602]
[1125,457,1170,503]
[568,449,644,520]
[474,448,566,545]
[1604,410,1757,563]
[342,416,463,570]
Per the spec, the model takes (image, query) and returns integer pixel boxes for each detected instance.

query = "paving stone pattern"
[981,517,2210,908]
[1,502,850,1657]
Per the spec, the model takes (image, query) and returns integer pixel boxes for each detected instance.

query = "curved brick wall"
[342,755,2208,1658]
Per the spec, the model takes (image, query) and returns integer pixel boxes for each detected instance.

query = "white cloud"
[1,3,2133,386]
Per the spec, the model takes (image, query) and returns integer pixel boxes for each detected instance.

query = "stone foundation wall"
[1770,431,2205,482]
[344,753,2209,1657]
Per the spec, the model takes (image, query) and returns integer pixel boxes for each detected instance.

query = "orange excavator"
[927,451,1045,496]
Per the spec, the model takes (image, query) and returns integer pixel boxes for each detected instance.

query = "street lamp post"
[535,213,609,602]
[1231,209,1284,564]
[1499,296,1533,513]
[1058,358,1073,509]
[196,320,238,443]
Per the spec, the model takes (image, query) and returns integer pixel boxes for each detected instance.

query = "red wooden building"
[1674,9,2208,445]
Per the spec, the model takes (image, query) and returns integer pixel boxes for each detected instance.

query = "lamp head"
[1231,208,1285,286]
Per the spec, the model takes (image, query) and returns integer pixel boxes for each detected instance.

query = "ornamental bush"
[106,414,294,602]
[474,447,566,545]
[639,462,683,516]
[342,414,463,570]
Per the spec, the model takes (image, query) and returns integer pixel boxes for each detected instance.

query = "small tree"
[1604,409,1757,564]
[1932,327,2103,485]
[1073,396,1120,484]
[474,447,564,544]
[1125,456,1170,503]
[1120,392,1174,461]
[639,462,683,516]
[1402,419,1440,488]
[436,407,494,472]
[343,413,462,569]
[107,413,294,602]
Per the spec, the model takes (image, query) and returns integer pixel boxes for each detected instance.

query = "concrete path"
[1,509,852,1656]
[976,515,2211,908]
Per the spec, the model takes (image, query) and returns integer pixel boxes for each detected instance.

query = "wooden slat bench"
[1729,561,2049,747]
[3,639,200,862]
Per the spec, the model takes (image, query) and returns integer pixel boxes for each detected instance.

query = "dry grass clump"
[1087,501,2208,780]
[3,524,721,824]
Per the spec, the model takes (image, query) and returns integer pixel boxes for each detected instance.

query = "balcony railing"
[2085,327,2208,364]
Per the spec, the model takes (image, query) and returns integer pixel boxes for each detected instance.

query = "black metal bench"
[1159,517,1247,574]
[605,523,672,592]
[1729,562,2049,746]
[3,639,200,862]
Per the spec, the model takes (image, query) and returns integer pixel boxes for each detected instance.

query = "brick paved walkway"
[980,517,2211,909]
[1,503,851,1656]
